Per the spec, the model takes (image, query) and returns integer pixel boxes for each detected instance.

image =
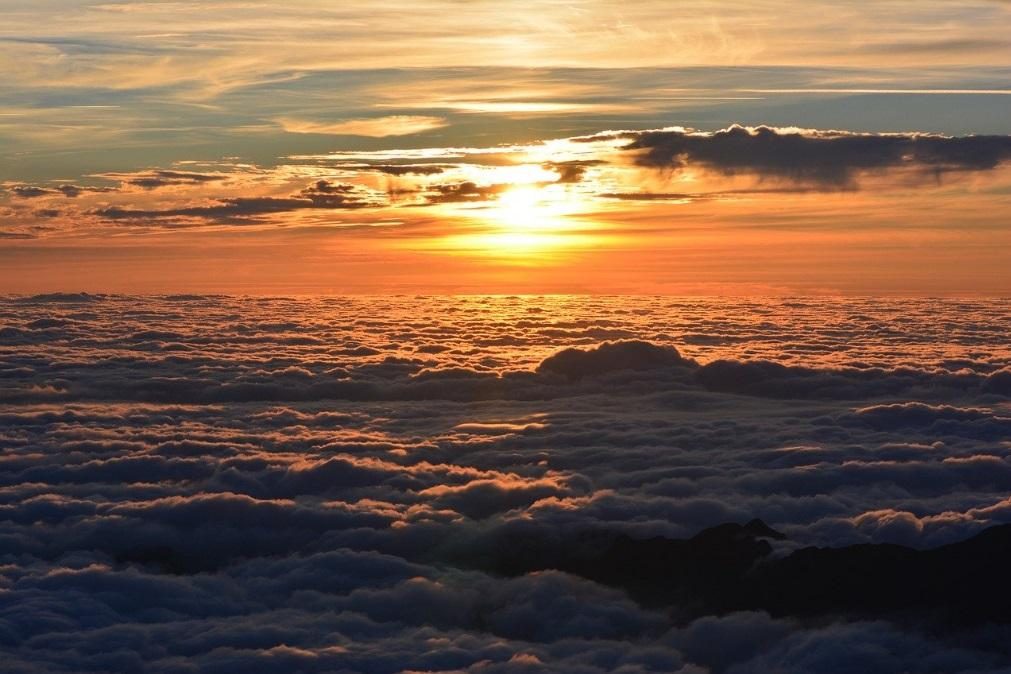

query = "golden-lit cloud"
[275,115,448,137]
[392,101,632,115]
[3,124,1011,293]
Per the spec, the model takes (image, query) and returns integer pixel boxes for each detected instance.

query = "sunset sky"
[2,0,1010,293]
[5,5,1011,674]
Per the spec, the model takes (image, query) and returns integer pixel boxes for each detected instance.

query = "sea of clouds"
[2,294,1010,673]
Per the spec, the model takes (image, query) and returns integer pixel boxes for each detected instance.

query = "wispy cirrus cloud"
[275,115,449,137]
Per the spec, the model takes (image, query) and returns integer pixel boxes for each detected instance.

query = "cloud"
[599,191,699,201]
[94,197,364,223]
[420,475,584,519]
[725,620,1006,674]
[5,184,117,198]
[537,340,693,380]
[6,122,1011,250]
[123,170,228,189]
[91,180,379,223]
[4,296,1011,672]
[622,125,1011,185]
[368,165,447,176]
[276,115,448,137]
[7,185,51,198]
[423,181,511,204]
[542,160,606,184]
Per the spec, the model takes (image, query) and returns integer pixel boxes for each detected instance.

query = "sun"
[448,183,596,257]
[489,185,554,231]
[406,169,607,260]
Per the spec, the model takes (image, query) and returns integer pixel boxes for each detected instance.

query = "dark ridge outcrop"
[754,523,1011,626]
[458,519,1011,628]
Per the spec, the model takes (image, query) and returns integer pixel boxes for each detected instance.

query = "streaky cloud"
[275,115,448,137]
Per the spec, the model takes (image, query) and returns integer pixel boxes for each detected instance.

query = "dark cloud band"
[621,125,1011,185]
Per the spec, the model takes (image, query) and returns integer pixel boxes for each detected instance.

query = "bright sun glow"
[431,183,603,259]
[490,186,552,230]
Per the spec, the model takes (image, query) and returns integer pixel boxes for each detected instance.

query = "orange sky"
[1,1,1010,294]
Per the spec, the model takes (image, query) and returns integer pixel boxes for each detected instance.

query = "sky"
[5,5,1011,671]
[1,0,1010,292]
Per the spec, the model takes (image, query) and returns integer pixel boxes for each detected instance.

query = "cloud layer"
[2,295,1011,671]
[5,124,1011,233]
